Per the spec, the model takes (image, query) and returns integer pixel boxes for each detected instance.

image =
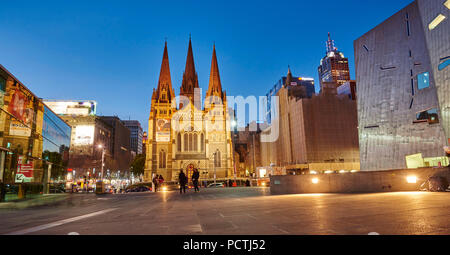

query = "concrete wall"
[270,167,450,195]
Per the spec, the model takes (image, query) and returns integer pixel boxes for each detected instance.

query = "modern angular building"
[265,68,315,124]
[318,33,351,92]
[122,120,143,155]
[354,0,450,171]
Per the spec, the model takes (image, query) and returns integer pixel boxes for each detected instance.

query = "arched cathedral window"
[214,150,221,167]
[159,150,166,168]
[194,133,198,151]
[177,133,181,152]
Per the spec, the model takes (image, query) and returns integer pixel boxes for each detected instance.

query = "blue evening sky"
[0,0,412,130]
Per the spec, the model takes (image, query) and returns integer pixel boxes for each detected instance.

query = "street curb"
[0,194,69,210]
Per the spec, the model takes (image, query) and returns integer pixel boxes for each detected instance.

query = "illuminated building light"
[339,170,348,173]
[428,14,446,30]
[325,170,333,174]
[350,170,359,173]
[445,0,450,9]
[406,176,417,184]
[162,186,167,192]
[310,170,318,175]
[311,178,319,184]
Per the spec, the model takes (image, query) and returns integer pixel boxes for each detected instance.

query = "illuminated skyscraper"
[318,33,351,92]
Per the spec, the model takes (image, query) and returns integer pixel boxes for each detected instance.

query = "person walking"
[179,170,187,194]
[192,168,200,192]
[152,175,159,192]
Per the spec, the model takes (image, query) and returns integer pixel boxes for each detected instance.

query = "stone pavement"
[0,187,449,235]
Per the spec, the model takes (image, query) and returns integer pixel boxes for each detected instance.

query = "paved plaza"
[0,187,449,235]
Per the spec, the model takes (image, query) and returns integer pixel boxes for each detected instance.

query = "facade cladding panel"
[417,0,450,141]
[355,0,449,171]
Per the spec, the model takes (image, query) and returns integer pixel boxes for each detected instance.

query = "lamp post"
[98,144,105,180]
[213,152,217,186]
[97,144,105,193]
[231,120,237,186]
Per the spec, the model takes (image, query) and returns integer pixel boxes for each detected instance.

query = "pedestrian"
[179,170,187,194]
[152,175,159,192]
[228,179,233,188]
[245,179,250,187]
[192,168,200,192]
[158,175,164,186]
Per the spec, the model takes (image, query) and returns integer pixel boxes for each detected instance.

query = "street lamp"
[213,152,217,186]
[231,120,237,186]
[97,144,105,180]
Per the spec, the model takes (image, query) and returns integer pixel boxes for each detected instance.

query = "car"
[125,185,151,193]
[207,182,225,188]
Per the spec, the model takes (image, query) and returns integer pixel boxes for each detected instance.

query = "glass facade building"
[122,120,143,155]
[0,64,71,201]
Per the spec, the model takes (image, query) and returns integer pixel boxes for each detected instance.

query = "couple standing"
[178,168,200,194]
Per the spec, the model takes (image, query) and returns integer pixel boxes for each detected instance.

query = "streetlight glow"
[406,176,417,184]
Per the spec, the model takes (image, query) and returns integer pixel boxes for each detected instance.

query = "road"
[0,187,449,235]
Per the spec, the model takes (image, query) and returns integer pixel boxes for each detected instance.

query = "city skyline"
[0,0,413,131]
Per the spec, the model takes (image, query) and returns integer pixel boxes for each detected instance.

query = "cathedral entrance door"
[186,164,195,184]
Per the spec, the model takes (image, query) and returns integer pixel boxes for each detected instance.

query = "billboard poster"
[0,75,5,106]
[74,125,95,145]
[7,88,34,126]
[9,120,32,137]
[15,156,34,183]
[156,119,171,142]
[44,101,97,116]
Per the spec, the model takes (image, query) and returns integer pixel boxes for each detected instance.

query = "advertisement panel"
[7,88,34,126]
[0,74,5,105]
[156,119,171,142]
[44,101,96,116]
[9,120,32,137]
[74,125,95,145]
[15,156,34,183]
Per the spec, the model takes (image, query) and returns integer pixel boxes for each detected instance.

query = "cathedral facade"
[144,39,234,182]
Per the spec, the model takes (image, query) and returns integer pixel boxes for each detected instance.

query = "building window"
[189,133,193,151]
[214,150,221,167]
[415,108,439,124]
[184,133,188,151]
[417,72,430,90]
[439,58,450,71]
[429,14,446,30]
[159,150,166,168]
[201,133,204,151]
[177,133,181,151]
[406,18,410,36]
[193,133,198,151]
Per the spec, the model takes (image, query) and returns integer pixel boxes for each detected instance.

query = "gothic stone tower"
[144,39,234,182]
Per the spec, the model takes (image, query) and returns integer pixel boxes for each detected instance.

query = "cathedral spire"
[206,44,223,100]
[155,41,175,101]
[180,37,199,101]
